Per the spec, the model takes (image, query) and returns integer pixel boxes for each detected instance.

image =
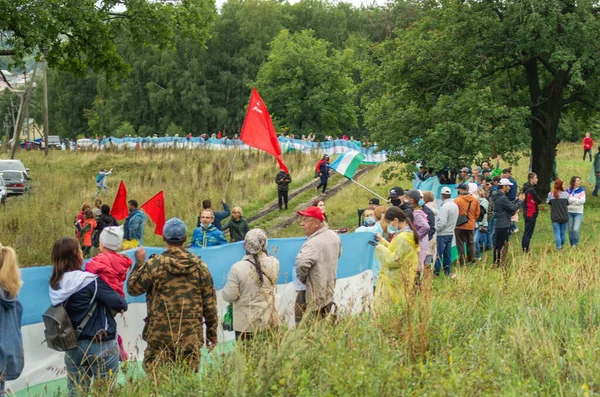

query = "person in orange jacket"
[454,183,480,265]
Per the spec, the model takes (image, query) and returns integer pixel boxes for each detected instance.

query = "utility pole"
[3,115,9,151]
[23,68,29,142]
[11,62,38,160]
[43,59,49,156]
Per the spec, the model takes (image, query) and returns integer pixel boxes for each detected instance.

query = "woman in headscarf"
[222,229,280,340]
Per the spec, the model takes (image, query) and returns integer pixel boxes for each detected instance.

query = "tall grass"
[0,148,321,266]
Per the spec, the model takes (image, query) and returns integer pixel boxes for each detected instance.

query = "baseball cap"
[368,198,380,205]
[440,186,452,195]
[389,186,404,198]
[297,206,325,221]
[456,183,469,190]
[460,167,470,173]
[405,189,422,203]
[499,178,514,186]
[163,218,187,243]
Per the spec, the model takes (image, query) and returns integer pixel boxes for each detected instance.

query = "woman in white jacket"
[222,229,279,340]
[566,176,586,247]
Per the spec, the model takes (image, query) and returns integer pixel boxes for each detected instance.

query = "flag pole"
[330,168,389,203]
[223,146,239,199]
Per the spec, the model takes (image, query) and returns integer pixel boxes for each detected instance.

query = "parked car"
[0,175,7,204]
[76,138,93,149]
[1,170,30,195]
[0,159,29,175]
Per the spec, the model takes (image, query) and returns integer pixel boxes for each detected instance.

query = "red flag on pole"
[141,191,166,236]
[240,88,289,173]
[110,181,128,221]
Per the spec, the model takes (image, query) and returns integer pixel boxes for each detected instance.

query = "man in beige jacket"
[295,206,342,319]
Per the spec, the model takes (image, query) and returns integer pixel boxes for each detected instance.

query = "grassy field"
[0,148,321,266]
[6,143,600,396]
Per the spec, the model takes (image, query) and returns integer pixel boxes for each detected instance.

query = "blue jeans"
[552,222,567,250]
[568,213,583,246]
[65,338,119,397]
[435,235,453,275]
[486,218,495,250]
[474,227,488,259]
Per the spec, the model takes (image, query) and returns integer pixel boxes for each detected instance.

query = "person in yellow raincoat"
[373,207,420,307]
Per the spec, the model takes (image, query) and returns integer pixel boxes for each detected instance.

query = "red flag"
[240,88,289,173]
[141,191,166,236]
[110,181,128,221]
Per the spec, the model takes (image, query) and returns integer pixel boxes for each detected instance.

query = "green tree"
[256,29,358,137]
[0,0,215,80]
[114,121,136,138]
[364,0,600,194]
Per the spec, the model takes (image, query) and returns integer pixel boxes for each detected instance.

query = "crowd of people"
[3,134,600,395]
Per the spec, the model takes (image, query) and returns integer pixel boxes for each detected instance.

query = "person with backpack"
[521,173,543,253]
[47,237,127,396]
[93,168,113,198]
[93,205,119,249]
[454,184,480,265]
[222,229,280,341]
[0,244,24,394]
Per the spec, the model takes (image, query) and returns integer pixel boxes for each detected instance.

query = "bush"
[166,122,184,137]
[114,121,136,138]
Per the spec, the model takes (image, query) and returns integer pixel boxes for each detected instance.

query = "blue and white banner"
[71,137,389,164]
[8,233,376,395]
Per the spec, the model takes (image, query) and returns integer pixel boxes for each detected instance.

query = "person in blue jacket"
[198,199,230,231]
[0,244,24,394]
[48,237,127,396]
[124,200,146,245]
[190,210,228,248]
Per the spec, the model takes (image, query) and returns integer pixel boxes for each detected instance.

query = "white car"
[0,160,31,195]
[76,139,93,149]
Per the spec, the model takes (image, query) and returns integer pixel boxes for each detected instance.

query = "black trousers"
[584,149,593,161]
[494,227,511,264]
[521,216,537,252]
[278,190,288,209]
[316,176,329,193]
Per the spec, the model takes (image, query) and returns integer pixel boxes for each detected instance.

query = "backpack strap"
[76,279,98,333]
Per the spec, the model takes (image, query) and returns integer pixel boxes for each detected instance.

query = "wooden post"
[11,62,38,160]
[43,60,49,157]
[23,68,29,142]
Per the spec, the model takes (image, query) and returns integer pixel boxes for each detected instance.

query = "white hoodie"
[49,270,98,305]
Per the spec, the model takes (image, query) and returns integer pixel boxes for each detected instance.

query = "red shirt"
[583,137,594,150]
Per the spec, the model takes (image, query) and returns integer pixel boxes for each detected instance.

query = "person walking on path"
[123,200,146,246]
[434,187,459,276]
[222,207,250,243]
[566,176,586,247]
[491,179,525,265]
[521,173,543,253]
[198,199,230,231]
[594,147,600,197]
[454,183,480,265]
[583,132,594,162]
[316,157,331,194]
[275,170,292,210]
[547,179,570,250]
[0,244,24,394]
[127,218,218,372]
[222,229,280,340]
[49,237,127,396]
[93,168,113,197]
[373,207,420,307]
[294,206,342,319]
[191,210,228,248]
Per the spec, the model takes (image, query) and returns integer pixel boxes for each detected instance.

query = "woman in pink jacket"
[405,190,431,272]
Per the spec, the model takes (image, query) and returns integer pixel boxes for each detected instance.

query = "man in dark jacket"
[198,199,230,230]
[128,218,218,372]
[275,170,292,210]
[316,157,331,193]
[388,186,414,222]
[92,204,119,248]
[521,173,542,252]
[502,168,519,232]
[491,179,525,265]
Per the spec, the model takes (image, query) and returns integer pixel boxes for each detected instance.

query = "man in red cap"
[294,206,342,320]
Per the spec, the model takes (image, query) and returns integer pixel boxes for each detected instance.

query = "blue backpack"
[96,173,103,183]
